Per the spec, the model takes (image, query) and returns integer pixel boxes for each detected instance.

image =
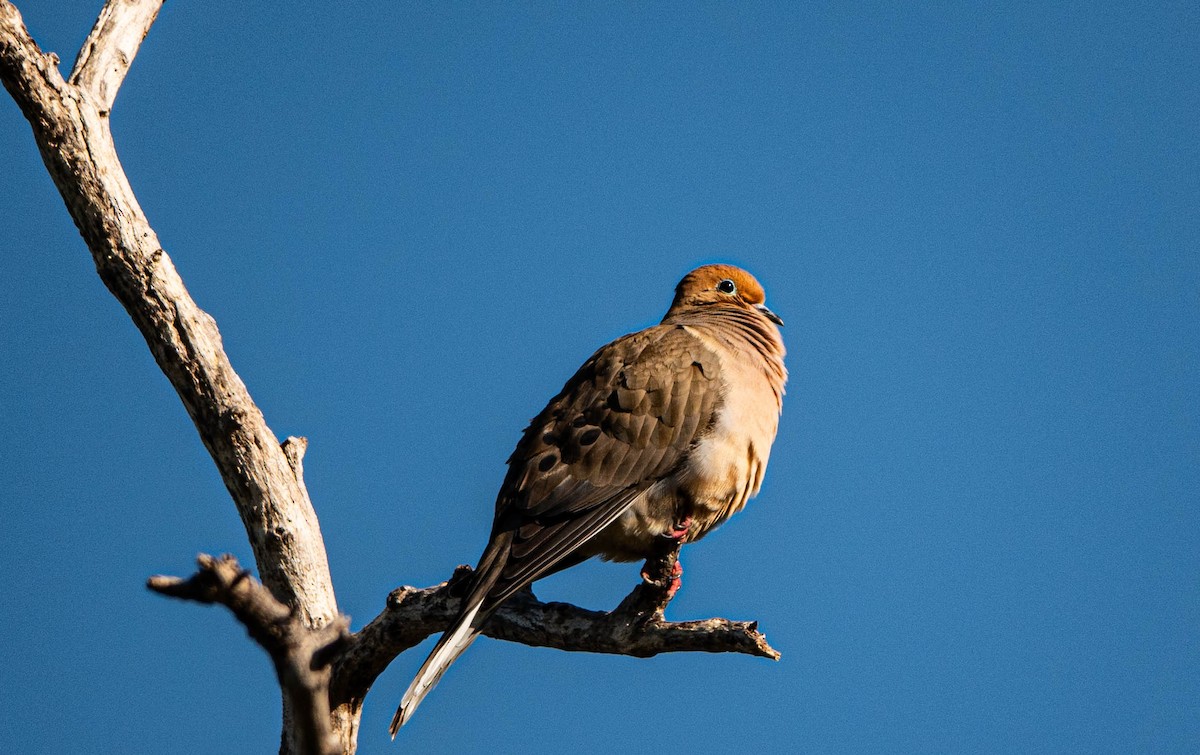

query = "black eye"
[717,279,737,294]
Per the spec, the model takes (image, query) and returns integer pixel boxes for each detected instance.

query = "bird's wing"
[483,323,722,609]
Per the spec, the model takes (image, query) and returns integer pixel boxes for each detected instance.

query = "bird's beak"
[756,303,784,327]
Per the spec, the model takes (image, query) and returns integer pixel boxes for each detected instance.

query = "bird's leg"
[617,512,690,620]
[619,542,683,620]
[640,537,684,590]
[639,556,683,589]
[640,515,690,592]
[659,515,691,592]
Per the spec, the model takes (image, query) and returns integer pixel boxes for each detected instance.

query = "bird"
[390,263,787,736]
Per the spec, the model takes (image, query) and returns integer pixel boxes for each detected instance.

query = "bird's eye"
[717,279,737,294]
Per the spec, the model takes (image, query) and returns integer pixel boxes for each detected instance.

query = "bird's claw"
[640,557,684,599]
[661,516,692,542]
[666,561,684,597]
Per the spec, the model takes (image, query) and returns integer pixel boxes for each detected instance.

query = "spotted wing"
[482,323,721,610]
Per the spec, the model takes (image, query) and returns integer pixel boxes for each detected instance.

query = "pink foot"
[641,559,684,590]
[664,560,685,597]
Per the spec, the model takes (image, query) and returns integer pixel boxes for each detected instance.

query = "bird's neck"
[664,305,787,406]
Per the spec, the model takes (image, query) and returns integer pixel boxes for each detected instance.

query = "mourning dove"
[390,264,786,736]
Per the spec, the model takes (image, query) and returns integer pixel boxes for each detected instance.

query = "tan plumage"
[390,264,786,736]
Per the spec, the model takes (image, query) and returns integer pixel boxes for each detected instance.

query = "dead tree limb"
[0,0,338,630]
[150,555,351,755]
[1,3,778,753]
[153,552,779,749]
[69,0,162,112]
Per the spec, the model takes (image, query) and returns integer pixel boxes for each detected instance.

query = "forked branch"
[69,0,163,111]
[150,555,351,755]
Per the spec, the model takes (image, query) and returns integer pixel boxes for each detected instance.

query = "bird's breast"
[679,368,779,539]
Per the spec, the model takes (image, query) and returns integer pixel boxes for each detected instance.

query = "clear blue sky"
[2,2,1197,753]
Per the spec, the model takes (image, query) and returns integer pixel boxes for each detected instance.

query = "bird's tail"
[388,600,484,737]
[389,532,512,738]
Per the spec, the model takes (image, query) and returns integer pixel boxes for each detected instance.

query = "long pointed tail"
[389,600,484,737]
[390,532,513,737]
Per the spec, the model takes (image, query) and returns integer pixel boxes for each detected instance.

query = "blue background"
[2,2,1197,753]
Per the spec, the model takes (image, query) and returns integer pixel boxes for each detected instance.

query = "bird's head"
[667,264,783,326]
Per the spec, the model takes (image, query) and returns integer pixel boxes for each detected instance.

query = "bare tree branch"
[150,555,351,755]
[3,4,779,753]
[0,0,338,630]
[69,0,163,112]
[328,546,779,720]
[153,552,777,746]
